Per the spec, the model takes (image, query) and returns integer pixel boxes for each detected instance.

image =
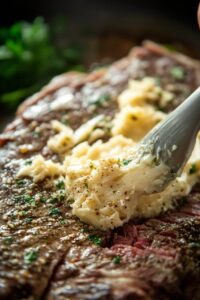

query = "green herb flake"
[90,93,111,107]
[163,44,177,52]
[121,158,132,166]
[60,191,66,201]
[40,196,47,203]
[32,131,41,138]
[59,219,66,225]
[24,217,33,224]
[24,159,32,165]
[58,190,66,201]
[14,195,23,203]
[112,255,121,264]
[23,195,36,206]
[51,191,66,203]
[56,180,65,190]
[189,164,197,175]
[15,179,25,187]
[18,210,27,216]
[61,116,69,125]
[154,77,162,86]
[189,242,200,249]
[170,66,185,80]
[24,250,38,264]
[88,234,102,246]
[3,236,13,245]
[49,207,61,217]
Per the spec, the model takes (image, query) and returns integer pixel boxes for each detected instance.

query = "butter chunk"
[118,77,174,109]
[18,155,64,182]
[66,149,170,230]
[112,105,165,141]
[48,121,74,154]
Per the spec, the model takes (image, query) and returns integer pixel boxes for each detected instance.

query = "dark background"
[0,0,200,129]
[1,0,200,30]
[1,0,200,60]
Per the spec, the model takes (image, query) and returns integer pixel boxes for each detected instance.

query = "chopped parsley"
[50,190,65,203]
[32,131,41,138]
[14,194,35,205]
[163,44,177,52]
[24,217,33,224]
[59,219,66,225]
[24,159,32,165]
[189,164,197,175]
[49,207,61,216]
[15,179,25,187]
[56,179,65,190]
[24,249,38,264]
[49,196,58,204]
[14,195,23,203]
[61,115,69,125]
[18,210,27,216]
[58,190,66,201]
[154,77,162,86]
[170,66,185,80]
[189,242,200,249]
[89,93,111,107]
[3,236,13,245]
[112,255,121,264]
[40,196,47,203]
[121,158,132,166]
[88,234,102,246]
[24,195,35,204]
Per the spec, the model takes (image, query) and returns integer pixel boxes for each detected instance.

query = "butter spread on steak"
[0,41,200,300]
[17,76,200,230]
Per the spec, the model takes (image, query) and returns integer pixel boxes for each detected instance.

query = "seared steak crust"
[0,41,200,300]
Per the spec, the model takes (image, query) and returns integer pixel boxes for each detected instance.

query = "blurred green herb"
[121,158,132,166]
[112,255,121,264]
[89,93,111,107]
[170,66,185,80]
[15,179,25,187]
[24,159,32,165]
[49,207,61,216]
[24,249,38,264]
[0,17,84,110]
[88,234,102,246]
[3,236,13,245]
[163,44,177,52]
[189,163,197,175]
[56,179,65,190]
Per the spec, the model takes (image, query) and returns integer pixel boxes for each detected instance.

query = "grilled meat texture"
[0,41,200,300]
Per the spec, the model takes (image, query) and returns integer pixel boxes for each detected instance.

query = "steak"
[0,41,200,300]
